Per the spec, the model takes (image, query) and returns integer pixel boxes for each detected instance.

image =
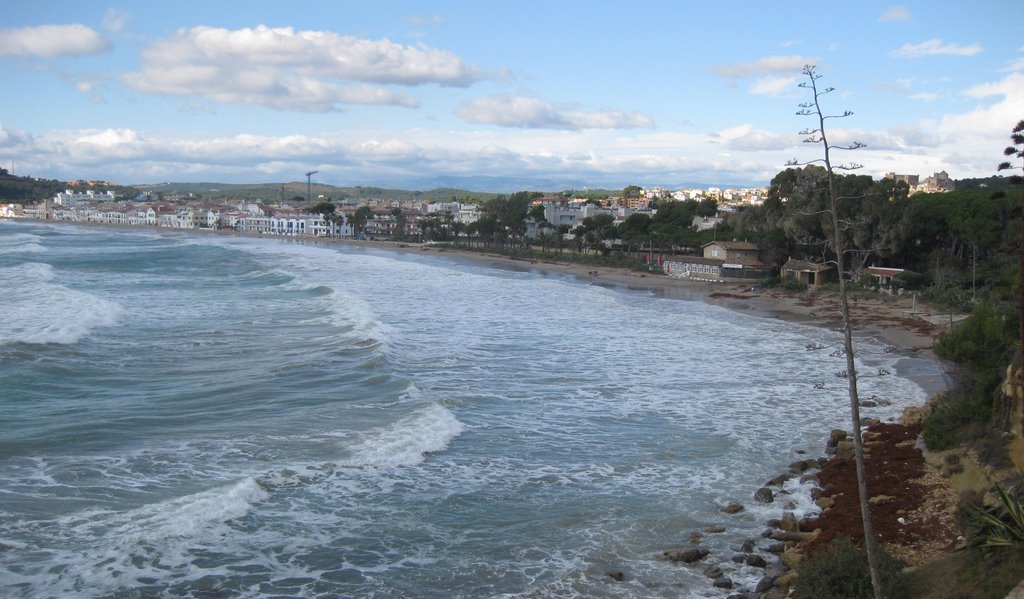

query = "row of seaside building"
[1,193,737,240]
[2,189,907,289]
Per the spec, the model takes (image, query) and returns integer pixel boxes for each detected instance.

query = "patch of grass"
[902,546,1024,599]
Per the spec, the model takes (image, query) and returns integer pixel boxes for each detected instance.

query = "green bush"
[934,302,1017,371]
[759,275,808,292]
[923,301,1017,451]
[922,370,1001,451]
[794,536,907,599]
[969,485,1024,548]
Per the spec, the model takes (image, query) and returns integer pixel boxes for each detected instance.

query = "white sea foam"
[343,403,464,467]
[0,232,46,254]
[112,477,268,544]
[0,262,124,344]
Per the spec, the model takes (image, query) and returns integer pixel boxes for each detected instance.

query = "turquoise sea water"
[0,221,939,598]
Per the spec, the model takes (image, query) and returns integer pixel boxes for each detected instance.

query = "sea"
[0,220,942,598]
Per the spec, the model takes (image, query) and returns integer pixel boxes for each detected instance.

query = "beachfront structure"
[780,258,836,288]
[664,240,771,282]
[865,266,911,289]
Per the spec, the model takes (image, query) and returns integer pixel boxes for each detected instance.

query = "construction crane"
[305,170,319,202]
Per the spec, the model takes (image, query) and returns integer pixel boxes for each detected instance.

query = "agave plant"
[970,485,1024,547]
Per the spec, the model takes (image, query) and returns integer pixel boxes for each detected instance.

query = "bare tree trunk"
[802,66,886,599]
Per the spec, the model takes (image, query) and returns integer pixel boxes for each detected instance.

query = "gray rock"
[662,547,709,563]
[703,525,726,533]
[836,440,855,460]
[779,512,799,532]
[732,553,768,568]
[767,530,813,542]
[713,577,734,589]
[754,487,774,503]
[755,575,777,593]
[704,565,724,579]
[721,501,745,514]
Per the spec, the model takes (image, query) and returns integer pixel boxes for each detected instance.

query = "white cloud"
[121,25,482,111]
[890,39,982,58]
[405,15,445,26]
[102,9,131,33]
[1004,49,1024,72]
[749,75,798,97]
[9,70,1023,187]
[878,6,911,22]
[457,95,655,130]
[908,92,939,102]
[0,24,110,58]
[712,55,816,78]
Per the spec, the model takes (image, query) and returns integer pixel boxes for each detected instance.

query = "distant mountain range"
[131,174,751,202]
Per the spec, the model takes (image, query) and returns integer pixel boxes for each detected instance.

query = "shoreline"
[5,220,957,595]
[6,218,950,395]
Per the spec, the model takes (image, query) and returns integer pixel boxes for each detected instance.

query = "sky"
[1,1,1021,191]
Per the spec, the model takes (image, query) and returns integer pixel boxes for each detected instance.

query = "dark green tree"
[307,201,336,216]
[351,205,372,237]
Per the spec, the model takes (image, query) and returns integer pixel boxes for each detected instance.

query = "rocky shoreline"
[653,411,963,598]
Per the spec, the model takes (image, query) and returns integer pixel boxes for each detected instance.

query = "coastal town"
[1,170,959,286]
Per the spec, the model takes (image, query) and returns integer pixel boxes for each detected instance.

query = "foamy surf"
[0,232,46,254]
[343,403,465,467]
[0,262,124,345]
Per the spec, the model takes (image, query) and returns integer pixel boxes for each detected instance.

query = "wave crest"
[0,262,124,345]
[343,403,464,467]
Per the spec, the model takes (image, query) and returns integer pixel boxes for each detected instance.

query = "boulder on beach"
[721,501,745,514]
[835,440,855,460]
[753,487,774,503]
[731,553,768,568]
[779,512,799,532]
[660,547,710,563]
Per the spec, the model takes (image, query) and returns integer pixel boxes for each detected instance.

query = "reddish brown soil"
[801,422,962,566]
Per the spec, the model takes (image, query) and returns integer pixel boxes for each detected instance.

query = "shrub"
[922,370,1002,451]
[934,302,1017,371]
[759,274,808,292]
[969,485,1024,548]
[794,536,907,599]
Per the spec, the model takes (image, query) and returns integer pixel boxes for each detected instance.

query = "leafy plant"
[794,536,907,599]
[969,485,1024,547]
[922,370,1002,450]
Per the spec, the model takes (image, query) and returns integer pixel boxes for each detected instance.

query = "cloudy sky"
[1,1,1021,190]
